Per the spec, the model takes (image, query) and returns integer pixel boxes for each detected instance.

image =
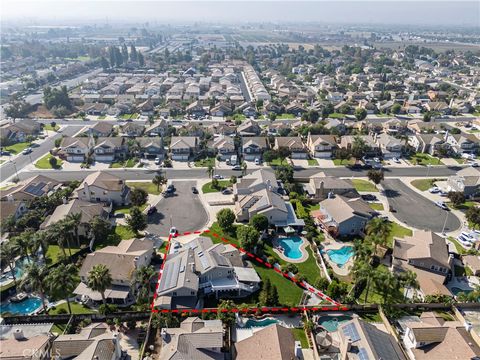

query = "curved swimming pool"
[0,257,31,285]
[278,236,304,260]
[0,296,42,315]
[327,246,354,267]
[244,317,278,328]
[317,315,352,332]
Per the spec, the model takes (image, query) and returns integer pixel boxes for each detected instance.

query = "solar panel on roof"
[342,323,360,342]
[358,348,370,360]
[24,182,47,196]
[161,258,180,291]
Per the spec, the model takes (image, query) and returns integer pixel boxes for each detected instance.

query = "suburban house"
[0,200,27,231]
[446,167,480,198]
[409,134,446,156]
[85,122,114,137]
[235,324,297,360]
[60,136,93,162]
[333,318,407,360]
[273,136,308,159]
[238,120,261,137]
[41,199,110,237]
[169,136,199,161]
[0,119,41,144]
[400,312,480,360]
[375,133,403,159]
[75,171,130,206]
[0,175,61,201]
[462,254,480,276]
[145,120,168,137]
[242,137,268,161]
[306,134,337,158]
[121,122,145,137]
[74,238,154,305]
[52,323,124,360]
[0,323,54,360]
[312,195,376,237]
[157,317,225,360]
[340,135,380,157]
[155,236,261,310]
[445,132,479,155]
[210,135,236,160]
[233,169,305,229]
[93,137,127,163]
[392,230,452,298]
[136,137,165,159]
[306,175,358,201]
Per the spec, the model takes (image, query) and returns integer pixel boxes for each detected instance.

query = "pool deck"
[272,236,309,263]
[322,241,354,277]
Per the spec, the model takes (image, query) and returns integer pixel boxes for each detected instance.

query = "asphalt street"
[382,179,461,233]
[146,180,208,236]
[0,125,82,181]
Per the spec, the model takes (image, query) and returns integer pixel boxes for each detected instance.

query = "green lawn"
[387,222,413,247]
[51,324,67,335]
[268,158,289,166]
[194,157,215,167]
[307,159,319,166]
[447,201,478,211]
[127,181,161,195]
[3,142,30,154]
[329,113,345,119]
[448,236,467,255]
[410,178,437,191]
[369,203,384,211]
[35,154,63,169]
[119,113,139,120]
[110,158,138,168]
[454,264,473,277]
[115,225,136,240]
[44,124,59,131]
[113,203,148,215]
[409,153,443,166]
[358,265,404,304]
[48,302,94,315]
[333,158,356,166]
[277,113,296,119]
[46,245,81,264]
[351,179,378,192]
[291,328,309,348]
[202,180,231,193]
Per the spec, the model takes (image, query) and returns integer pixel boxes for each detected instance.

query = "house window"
[173,292,177,296]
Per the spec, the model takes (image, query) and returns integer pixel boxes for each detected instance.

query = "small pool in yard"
[0,296,42,315]
[0,257,31,285]
[451,287,473,296]
[244,318,278,328]
[278,236,304,260]
[317,315,352,332]
[327,246,354,267]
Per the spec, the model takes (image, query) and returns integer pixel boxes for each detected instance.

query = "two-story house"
[137,137,165,160]
[75,171,130,206]
[375,133,403,159]
[446,167,480,198]
[306,134,338,158]
[273,136,308,159]
[242,137,268,161]
[237,120,261,137]
[409,133,446,156]
[169,136,199,161]
[210,135,236,161]
[93,137,127,163]
[445,132,478,155]
[60,137,93,162]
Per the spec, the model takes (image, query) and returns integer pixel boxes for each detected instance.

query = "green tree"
[12,232,34,260]
[277,147,292,165]
[21,263,49,311]
[423,111,432,122]
[152,174,165,192]
[47,263,77,314]
[447,191,465,207]
[100,56,109,71]
[207,164,215,178]
[334,148,351,164]
[263,150,278,163]
[217,208,236,233]
[466,207,480,229]
[1,243,18,287]
[352,260,375,303]
[326,279,349,303]
[398,270,419,301]
[66,212,82,247]
[87,264,112,306]
[241,161,247,176]
[354,107,367,121]
[236,225,259,252]
[133,265,156,303]
[268,112,277,121]
[259,278,271,306]
[88,216,111,246]
[138,52,145,67]
[130,187,148,207]
[217,299,236,326]
[391,103,402,114]
[33,231,50,262]
[351,136,369,160]
[4,95,31,119]
[367,169,384,185]
[249,214,269,232]
[126,206,147,235]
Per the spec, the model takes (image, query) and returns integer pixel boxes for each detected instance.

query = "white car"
[169,227,178,237]
[373,157,380,163]
[461,232,475,241]
[392,157,400,163]
[154,157,161,165]
[434,201,448,210]
[254,158,260,165]
[429,187,440,194]
[457,236,473,247]
[213,174,224,179]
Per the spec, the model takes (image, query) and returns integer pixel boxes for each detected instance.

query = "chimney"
[13,329,25,340]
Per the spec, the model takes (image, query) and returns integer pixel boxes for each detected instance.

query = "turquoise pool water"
[244,318,278,328]
[0,257,31,285]
[278,236,303,260]
[451,287,473,296]
[0,296,42,315]
[318,315,352,332]
[327,246,354,267]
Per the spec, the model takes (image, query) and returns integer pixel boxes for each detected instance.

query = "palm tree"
[48,223,68,259]
[21,263,49,312]
[12,232,33,260]
[47,264,77,314]
[206,164,215,178]
[365,218,390,241]
[1,243,18,287]
[352,260,375,303]
[58,219,74,257]
[399,270,419,301]
[88,216,111,249]
[87,264,112,306]
[152,175,164,192]
[241,161,247,176]
[33,231,50,262]
[133,265,156,302]
[66,212,82,247]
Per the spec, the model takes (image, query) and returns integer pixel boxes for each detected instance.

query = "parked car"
[22,147,33,155]
[154,157,161,165]
[232,165,241,171]
[392,157,400,163]
[147,206,157,215]
[434,201,449,210]
[254,158,261,165]
[191,186,198,194]
[429,187,440,194]
[361,194,378,201]
[222,188,232,195]
[169,227,178,237]
[471,162,479,168]
[213,174,224,179]
[457,236,472,247]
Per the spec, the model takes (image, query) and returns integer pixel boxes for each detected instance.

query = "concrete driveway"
[382,179,461,233]
[146,180,208,237]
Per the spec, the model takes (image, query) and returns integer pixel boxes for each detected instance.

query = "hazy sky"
[1,1,479,27]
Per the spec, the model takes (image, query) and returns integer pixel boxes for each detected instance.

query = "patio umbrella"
[284,226,295,234]
[315,330,332,349]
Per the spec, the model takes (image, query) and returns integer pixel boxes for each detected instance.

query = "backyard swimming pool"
[451,287,473,296]
[317,315,352,332]
[327,246,354,267]
[0,257,31,285]
[244,317,278,328]
[278,236,304,260]
[0,296,42,315]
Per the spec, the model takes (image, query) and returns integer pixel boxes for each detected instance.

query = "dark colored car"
[147,206,157,215]
[361,194,378,201]
[192,186,198,194]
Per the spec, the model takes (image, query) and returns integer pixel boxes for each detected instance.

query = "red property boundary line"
[150,229,344,314]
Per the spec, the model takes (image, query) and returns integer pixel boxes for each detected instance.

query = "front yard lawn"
[408,153,443,166]
[194,157,215,167]
[46,245,81,264]
[114,203,148,215]
[3,142,30,154]
[333,158,356,166]
[110,158,138,168]
[44,124,59,131]
[351,179,378,192]
[387,221,413,246]
[410,178,439,191]
[115,225,136,240]
[277,113,296,119]
[369,203,384,211]
[119,113,139,120]
[447,201,478,211]
[307,159,319,166]
[48,302,94,315]
[448,236,467,255]
[35,154,63,169]
[202,180,231,193]
[329,113,345,119]
[268,158,289,166]
[127,181,162,195]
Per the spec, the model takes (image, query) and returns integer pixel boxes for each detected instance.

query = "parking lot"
[146,180,208,237]
[382,179,461,233]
